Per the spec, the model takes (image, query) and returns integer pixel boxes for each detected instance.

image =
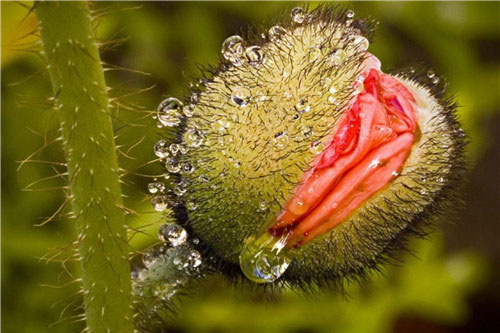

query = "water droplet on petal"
[158,223,187,247]
[158,97,183,127]
[151,195,168,212]
[273,132,289,151]
[222,35,245,66]
[291,7,306,24]
[239,233,292,283]
[231,86,251,107]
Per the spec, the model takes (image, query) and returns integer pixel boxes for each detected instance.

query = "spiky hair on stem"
[147,4,468,292]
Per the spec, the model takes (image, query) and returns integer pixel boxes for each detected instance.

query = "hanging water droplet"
[222,35,245,66]
[291,7,306,24]
[353,35,369,51]
[273,132,289,151]
[158,223,187,247]
[154,140,169,158]
[148,182,166,194]
[239,233,292,283]
[268,25,287,42]
[158,97,183,127]
[184,128,203,147]
[245,45,264,65]
[165,158,181,173]
[231,86,251,107]
[310,141,324,155]
[295,99,311,114]
[151,195,168,212]
[346,9,355,19]
[169,143,180,156]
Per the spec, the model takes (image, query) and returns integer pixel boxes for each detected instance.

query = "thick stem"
[36,2,134,332]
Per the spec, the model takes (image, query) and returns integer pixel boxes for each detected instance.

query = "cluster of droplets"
[222,35,265,67]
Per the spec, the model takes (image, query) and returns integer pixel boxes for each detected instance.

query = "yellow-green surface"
[2,2,499,332]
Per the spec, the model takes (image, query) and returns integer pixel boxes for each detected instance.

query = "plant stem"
[36,2,134,332]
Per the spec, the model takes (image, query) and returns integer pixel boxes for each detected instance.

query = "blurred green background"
[2,1,499,332]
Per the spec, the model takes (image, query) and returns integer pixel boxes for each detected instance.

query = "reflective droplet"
[427,70,435,79]
[187,250,202,268]
[231,86,251,107]
[222,35,245,66]
[151,195,168,212]
[353,35,369,51]
[268,25,287,42]
[295,99,310,114]
[158,97,183,127]
[142,251,156,268]
[199,174,209,183]
[310,141,324,155]
[432,77,440,84]
[239,233,292,283]
[245,45,264,65]
[186,201,198,211]
[213,119,229,133]
[329,49,346,66]
[259,201,267,211]
[165,158,181,173]
[346,9,355,19]
[184,104,195,117]
[154,140,169,158]
[169,143,180,155]
[184,128,203,147]
[291,7,306,24]
[273,132,289,151]
[158,223,187,247]
[182,162,194,174]
[148,182,166,194]
[174,180,187,196]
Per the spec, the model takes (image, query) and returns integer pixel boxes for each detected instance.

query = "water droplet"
[346,9,355,19]
[184,128,203,147]
[174,180,187,196]
[273,132,289,151]
[231,86,251,107]
[295,99,310,114]
[291,7,306,24]
[268,25,287,42]
[239,233,292,283]
[432,77,440,84]
[179,144,188,154]
[158,97,183,127]
[165,158,181,173]
[353,35,369,51]
[328,95,337,104]
[353,75,365,95]
[188,250,202,268]
[158,224,187,247]
[148,182,166,194]
[222,35,245,66]
[192,238,200,245]
[186,201,198,211]
[245,45,264,65]
[259,201,267,211]
[329,49,346,66]
[182,162,194,174]
[213,119,229,133]
[142,251,157,268]
[199,174,209,183]
[310,141,324,155]
[427,70,435,79]
[234,160,241,168]
[184,104,195,117]
[169,143,180,155]
[154,140,169,158]
[301,125,313,138]
[151,195,168,212]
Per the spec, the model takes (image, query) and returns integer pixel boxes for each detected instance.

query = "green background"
[2,1,499,332]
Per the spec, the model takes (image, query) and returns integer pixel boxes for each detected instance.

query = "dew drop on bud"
[329,49,346,66]
[273,132,289,151]
[169,143,180,155]
[346,9,355,19]
[353,35,369,51]
[239,233,292,283]
[151,195,168,212]
[158,223,188,247]
[291,7,306,24]
[165,157,181,173]
[295,99,311,114]
[158,97,183,127]
[188,250,202,268]
[148,182,166,194]
[142,250,157,268]
[427,70,436,79]
[154,140,169,158]
[268,25,287,42]
[184,104,195,117]
[310,141,324,155]
[184,128,203,147]
[222,35,245,66]
[245,45,264,65]
[231,86,251,107]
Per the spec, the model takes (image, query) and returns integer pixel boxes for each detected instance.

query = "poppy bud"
[154,5,467,287]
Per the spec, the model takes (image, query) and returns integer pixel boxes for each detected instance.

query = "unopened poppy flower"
[150,5,467,288]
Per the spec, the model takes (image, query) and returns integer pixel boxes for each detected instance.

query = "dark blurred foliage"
[1,1,499,332]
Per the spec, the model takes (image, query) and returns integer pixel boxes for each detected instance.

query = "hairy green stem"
[36,2,134,332]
